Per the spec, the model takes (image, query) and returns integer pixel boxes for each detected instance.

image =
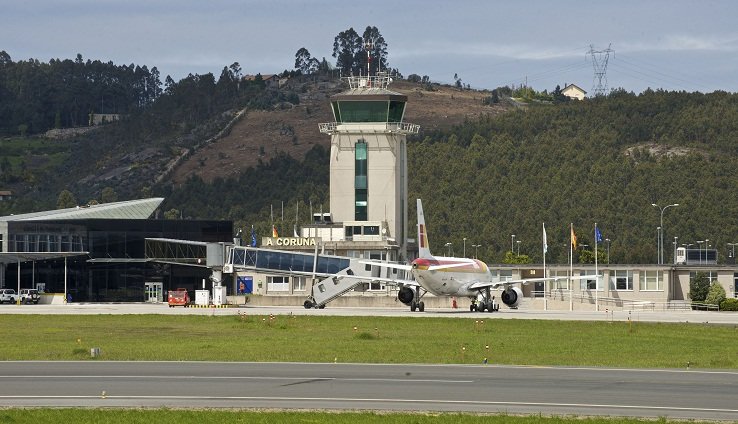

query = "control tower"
[319,72,419,260]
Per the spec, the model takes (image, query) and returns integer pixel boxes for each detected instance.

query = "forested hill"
[409,89,738,264]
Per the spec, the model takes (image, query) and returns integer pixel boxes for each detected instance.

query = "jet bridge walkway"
[225,246,407,308]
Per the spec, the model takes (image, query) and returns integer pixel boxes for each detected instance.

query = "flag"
[542,223,548,254]
[595,225,603,243]
[272,225,279,237]
[250,225,257,247]
[571,224,577,249]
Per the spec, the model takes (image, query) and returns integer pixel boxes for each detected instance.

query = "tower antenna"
[586,43,614,96]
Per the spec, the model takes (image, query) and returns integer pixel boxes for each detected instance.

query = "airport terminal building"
[0,198,232,302]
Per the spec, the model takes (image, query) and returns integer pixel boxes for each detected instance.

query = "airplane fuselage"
[411,257,494,298]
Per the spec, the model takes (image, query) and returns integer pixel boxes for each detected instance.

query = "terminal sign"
[263,237,318,247]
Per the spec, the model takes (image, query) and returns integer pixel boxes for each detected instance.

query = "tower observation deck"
[319,72,419,260]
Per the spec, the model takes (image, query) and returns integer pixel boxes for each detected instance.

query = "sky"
[3,0,738,94]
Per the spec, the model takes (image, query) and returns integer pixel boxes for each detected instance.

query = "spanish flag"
[570,224,577,250]
[272,225,279,237]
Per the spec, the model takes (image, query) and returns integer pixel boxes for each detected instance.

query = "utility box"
[195,290,210,306]
[212,285,227,306]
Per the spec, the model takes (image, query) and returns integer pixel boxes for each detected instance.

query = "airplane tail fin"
[417,199,433,259]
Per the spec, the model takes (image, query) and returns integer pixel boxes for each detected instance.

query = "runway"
[1,302,737,324]
[0,361,737,421]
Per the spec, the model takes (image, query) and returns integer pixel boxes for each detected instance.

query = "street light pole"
[463,237,467,257]
[511,234,515,253]
[696,240,704,264]
[651,203,679,265]
[656,227,661,264]
[445,242,452,257]
[673,236,678,265]
[516,240,521,256]
[605,238,610,264]
[472,244,481,259]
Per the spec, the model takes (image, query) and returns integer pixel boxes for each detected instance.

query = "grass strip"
[0,314,735,368]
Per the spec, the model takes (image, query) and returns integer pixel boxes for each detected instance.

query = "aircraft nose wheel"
[410,301,425,312]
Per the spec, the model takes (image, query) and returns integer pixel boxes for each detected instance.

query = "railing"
[318,122,420,134]
[531,290,720,311]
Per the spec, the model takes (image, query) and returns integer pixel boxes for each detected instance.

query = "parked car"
[0,289,17,304]
[19,289,40,304]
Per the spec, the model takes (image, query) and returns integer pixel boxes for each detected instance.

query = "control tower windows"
[355,141,368,221]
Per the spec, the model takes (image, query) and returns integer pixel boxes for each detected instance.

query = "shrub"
[705,282,727,306]
[719,298,738,311]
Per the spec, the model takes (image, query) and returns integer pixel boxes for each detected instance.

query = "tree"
[56,189,77,209]
[295,48,318,75]
[332,27,363,75]
[688,272,710,302]
[163,208,180,219]
[100,187,118,203]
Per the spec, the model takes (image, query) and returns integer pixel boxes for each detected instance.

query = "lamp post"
[672,236,678,264]
[656,227,661,264]
[605,238,611,264]
[696,240,704,264]
[651,203,679,265]
[472,244,481,259]
[705,239,710,265]
[511,234,516,253]
[728,242,738,260]
[445,242,452,257]
[516,240,521,256]
[463,237,467,257]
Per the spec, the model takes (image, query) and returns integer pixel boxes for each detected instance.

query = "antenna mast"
[586,43,614,96]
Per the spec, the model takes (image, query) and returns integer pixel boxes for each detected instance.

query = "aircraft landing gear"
[409,286,425,312]
[472,288,500,312]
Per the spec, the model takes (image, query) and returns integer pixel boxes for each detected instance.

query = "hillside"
[170,79,504,183]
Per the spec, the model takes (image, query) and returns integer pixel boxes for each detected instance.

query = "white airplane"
[362,199,580,312]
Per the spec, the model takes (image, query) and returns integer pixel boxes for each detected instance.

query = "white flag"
[543,223,548,254]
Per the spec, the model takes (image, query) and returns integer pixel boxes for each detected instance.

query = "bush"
[705,282,727,306]
[719,298,738,311]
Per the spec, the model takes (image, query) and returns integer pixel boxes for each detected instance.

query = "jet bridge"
[225,245,406,308]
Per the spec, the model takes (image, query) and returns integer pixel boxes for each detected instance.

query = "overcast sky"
[3,0,738,94]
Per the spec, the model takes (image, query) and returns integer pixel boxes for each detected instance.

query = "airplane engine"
[397,286,414,305]
[501,286,523,308]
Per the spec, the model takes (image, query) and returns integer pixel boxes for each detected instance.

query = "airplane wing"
[468,275,600,290]
[358,260,413,271]
[286,265,419,287]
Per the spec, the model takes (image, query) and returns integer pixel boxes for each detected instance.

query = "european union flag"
[250,225,257,247]
[595,225,603,243]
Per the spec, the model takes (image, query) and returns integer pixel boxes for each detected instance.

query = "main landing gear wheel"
[470,304,476,312]
[410,301,425,312]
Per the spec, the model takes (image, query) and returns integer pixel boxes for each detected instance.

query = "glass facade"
[355,140,368,221]
[3,219,232,302]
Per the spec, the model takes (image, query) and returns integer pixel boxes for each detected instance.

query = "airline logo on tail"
[416,199,432,259]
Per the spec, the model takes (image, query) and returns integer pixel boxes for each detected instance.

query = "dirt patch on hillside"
[170,79,506,184]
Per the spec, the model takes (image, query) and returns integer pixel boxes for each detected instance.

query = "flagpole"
[543,222,547,311]
[595,223,599,312]
[570,223,573,312]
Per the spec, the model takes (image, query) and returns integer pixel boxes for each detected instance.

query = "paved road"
[0,361,736,421]
[1,303,737,324]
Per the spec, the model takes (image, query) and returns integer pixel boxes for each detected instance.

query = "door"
[144,282,163,303]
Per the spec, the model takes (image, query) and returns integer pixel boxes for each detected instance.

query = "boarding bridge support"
[306,266,364,308]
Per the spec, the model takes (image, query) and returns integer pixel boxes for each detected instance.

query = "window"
[267,276,289,292]
[363,226,379,235]
[355,141,368,221]
[641,270,663,291]
[552,270,569,290]
[580,271,603,291]
[292,276,307,291]
[610,270,633,290]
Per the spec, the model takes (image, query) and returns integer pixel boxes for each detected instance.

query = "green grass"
[0,409,704,423]
[0,314,736,368]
